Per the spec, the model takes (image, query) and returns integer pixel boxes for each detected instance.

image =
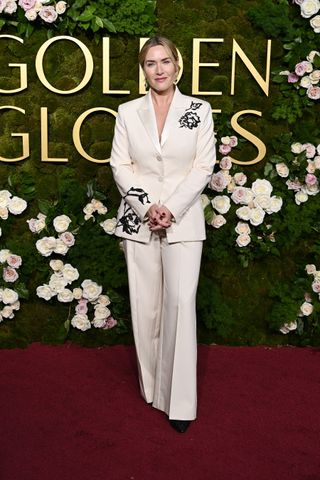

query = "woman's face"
[143,45,178,94]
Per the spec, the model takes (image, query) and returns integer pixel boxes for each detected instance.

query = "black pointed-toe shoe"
[169,420,191,433]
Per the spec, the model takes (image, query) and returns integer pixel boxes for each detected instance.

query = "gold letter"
[230,110,266,165]
[139,38,183,95]
[0,106,29,162]
[0,35,27,94]
[73,107,117,163]
[192,38,224,95]
[41,107,68,162]
[35,36,94,94]
[231,39,271,96]
[103,37,130,95]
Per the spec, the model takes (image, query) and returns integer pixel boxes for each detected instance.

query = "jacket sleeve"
[164,102,216,223]
[110,105,156,221]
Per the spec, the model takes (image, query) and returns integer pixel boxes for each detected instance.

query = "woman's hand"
[147,204,173,231]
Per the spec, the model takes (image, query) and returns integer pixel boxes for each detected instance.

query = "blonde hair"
[139,36,179,70]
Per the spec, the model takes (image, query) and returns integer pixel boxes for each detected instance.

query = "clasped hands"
[147,204,173,232]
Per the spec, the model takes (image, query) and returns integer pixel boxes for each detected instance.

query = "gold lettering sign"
[231,39,271,96]
[103,37,130,95]
[192,38,224,95]
[35,36,94,94]
[0,106,29,162]
[230,110,266,165]
[72,107,117,163]
[41,107,68,162]
[0,35,27,94]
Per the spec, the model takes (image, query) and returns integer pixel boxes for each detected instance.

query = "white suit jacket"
[110,87,216,243]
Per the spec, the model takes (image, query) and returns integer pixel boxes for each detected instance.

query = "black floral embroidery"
[117,187,150,235]
[179,102,202,130]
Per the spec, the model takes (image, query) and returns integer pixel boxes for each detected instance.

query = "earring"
[144,78,149,90]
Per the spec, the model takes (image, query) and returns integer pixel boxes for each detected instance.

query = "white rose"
[279,321,297,334]
[307,50,320,62]
[57,288,74,303]
[0,249,10,263]
[37,284,55,301]
[227,179,236,193]
[53,214,72,233]
[301,0,320,18]
[27,216,46,233]
[94,305,111,320]
[210,171,230,192]
[311,14,320,32]
[73,287,83,300]
[303,143,316,158]
[100,218,117,235]
[4,1,17,14]
[249,207,265,226]
[71,314,91,331]
[2,288,19,305]
[49,273,68,293]
[62,264,79,284]
[251,179,273,196]
[236,206,251,221]
[253,194,271,211]
[309,69,320,83]
[0,190,11,208]
[0,207,8,220]
[312,279,320,292]
[55,0,66,14]
[295,191,308,205]
[92,317,107,328]
[236,233,251,247]
[221,136,231,145]
[265,195,283,214]
[91,199,104,211]
[83,203,95,215]
[210,214,226,229]
[25,8,37,20]
[235,221,251,235]
[38,5,58,22]
[36,236,56,256]
[300,301,313,316]
[200,194,210,209]
[291,142,304,154]
[300,76,312,88]
[7,196,27,215]
[305,264,317,274]
[233,172,247,186]
[219,156,233,170]
[305,183,320,196]
[81,279,103,302]
[276,163,289,178]
[211,195,231,214]
[59,231,75,246]
[307,160,316,173]
[97,294,111,306]
[1,306,14,319]
[97,206,108,215]
[54,239,69,255]
[49,259,64,271]
[11,300,20,311]
[314,156,320,169]
[307,85,320,100]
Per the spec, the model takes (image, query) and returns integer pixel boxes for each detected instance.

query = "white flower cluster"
[37,259,117,331]
[0,287,20,322]
[293,0,320,33]
[276,142,320,205]
[100,218,117,235]
[0,249,22,283]
[83,198,108,221]
[0,190,27,219]
[208,160,283,247]
[33,214,75,256]
[0,0,67,23]
[285,51,320,99]
[280,263,320,334]
[27,212,46,233]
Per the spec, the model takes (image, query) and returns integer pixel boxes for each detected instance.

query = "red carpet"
[1,343,320,480]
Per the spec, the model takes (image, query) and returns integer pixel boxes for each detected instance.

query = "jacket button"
[156,155,162,161]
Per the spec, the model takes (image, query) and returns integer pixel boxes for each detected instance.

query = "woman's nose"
[155,63,163,74]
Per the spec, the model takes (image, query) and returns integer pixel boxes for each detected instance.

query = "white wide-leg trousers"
[123,234,203,420]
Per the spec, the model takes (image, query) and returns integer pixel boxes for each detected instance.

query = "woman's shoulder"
[117,96,145,114]
[177,90,212,114]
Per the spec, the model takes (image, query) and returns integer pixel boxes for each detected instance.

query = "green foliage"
[247,0,296,38]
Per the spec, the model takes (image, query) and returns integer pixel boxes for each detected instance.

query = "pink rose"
[210,172,229,192]
[18,0,36,11]
[38,5,58,23]
[3,267,19,283]
[7,254,22,269]
[305,173,318,186]
[229,136,238,147]
[219,156,232,170]
[295,62,308,76]
[234,172,247,186]
[286,179,302,191]
[219,144,232,155]
[302,143,316,158]
[312,280,320,293]
[307,86,320,100]
[75,300,88,315]
[288,73,299,83]
[59,232,75,246]
[104,316,118,329]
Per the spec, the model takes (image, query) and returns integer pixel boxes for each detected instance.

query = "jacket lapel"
[160,87,186,148]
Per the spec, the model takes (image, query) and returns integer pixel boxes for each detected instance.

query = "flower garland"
[0,0,67,23]
[281,50,320,100]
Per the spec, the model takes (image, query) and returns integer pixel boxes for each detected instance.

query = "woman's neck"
[151,86,175,108]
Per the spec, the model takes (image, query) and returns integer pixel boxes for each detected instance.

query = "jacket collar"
[137,87,187,153]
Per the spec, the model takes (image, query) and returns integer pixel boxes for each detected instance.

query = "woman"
[110,36,216,433]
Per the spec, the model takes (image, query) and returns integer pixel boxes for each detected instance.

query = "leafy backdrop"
[0,0,319,348]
